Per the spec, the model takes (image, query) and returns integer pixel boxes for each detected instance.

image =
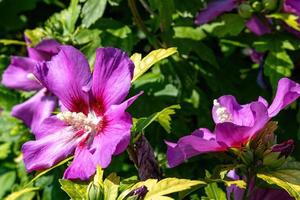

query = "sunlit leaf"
[59,179,88,200]
[4,187,39,200]
[81,0,107,28]
[0,39,26,46]
[0,172,16,199]
[257,170,300,200]
[131,48,177,82]
[103,173,120,200]
[268,13,300,31]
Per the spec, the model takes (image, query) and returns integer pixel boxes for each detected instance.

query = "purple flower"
[194,0,237,25]
[22,46,142,180]
[1,39,60,133]
[166,78,300,167]
[283,0,300,37]
[227,170,294,200]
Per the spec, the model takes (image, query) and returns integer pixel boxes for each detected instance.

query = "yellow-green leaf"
[59,179,88,200]
[4,187,39,200]
[257,169,300,200]
[268,13,300,31]
[131,47,177,82]
[94,166,104,186]
[144,178,206,200]
[103,173,120,200]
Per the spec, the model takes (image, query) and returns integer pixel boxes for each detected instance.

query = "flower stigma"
[213,99,232,123]
[57,111,102,133]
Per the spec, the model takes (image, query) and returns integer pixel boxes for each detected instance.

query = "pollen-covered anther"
[213,99,232,123]
[57,111,102,132]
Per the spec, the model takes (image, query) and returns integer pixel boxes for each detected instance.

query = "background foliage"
[0,0,300,199]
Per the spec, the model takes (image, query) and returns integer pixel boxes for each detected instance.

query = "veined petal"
[1,56,41,91]
[34,116,68,139]
[22,126,79,172]
[64,145,96,180]
[91,48,134,115]
[34,45,92,114]
[268,78,300,117]
[215,102,269,147]
[28,39,60,61]
[194,0,237,25]
[192,128,216,140]
[90,93,141,168]
[11,89,56,135]
[166,134,226,168]
[246,15,272,36]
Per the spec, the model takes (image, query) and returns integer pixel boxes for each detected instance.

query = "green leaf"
[264,50,293,90]
[268,13,300,31]
[204,183,226,200]
[132,105,180,134]
[24,28,46,46]
[257,169,300,200]
[81,0,107,28]
[103,173,120,200]
[144,178,206,200]
[73,28,101,45]
[0,171,16,199]
[0,143,11,160]
[59,179,88,200]
[65,0,81,33]
[131,48,177,82]
[173,26,206,41]
[4,187,39,200]
[201,14,245,37]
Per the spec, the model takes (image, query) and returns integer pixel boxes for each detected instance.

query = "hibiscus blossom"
[22,45,142,180]
[166,78,300,167]
[1,39,60,133]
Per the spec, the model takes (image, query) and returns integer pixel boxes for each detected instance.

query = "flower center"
[27,73,39,82]
[56,111,102,133]
[213,99,232,123]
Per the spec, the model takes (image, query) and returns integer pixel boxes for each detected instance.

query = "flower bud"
[87,182,103,200]
[252,1,263,12]
[125,186,148,200]
[271,139,294,158]
[263,0,278,11]
[238,3,253,18]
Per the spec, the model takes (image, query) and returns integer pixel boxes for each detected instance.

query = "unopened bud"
[271,139,294,158]
[252,1,263,12]
[125,186,148,200]
[263,0,278,11]
[238,3,253,19]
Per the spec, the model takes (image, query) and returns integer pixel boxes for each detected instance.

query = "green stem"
[128,0,160,48]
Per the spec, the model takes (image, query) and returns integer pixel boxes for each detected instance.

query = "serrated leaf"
[144,178,206,200]
[4,187,39,200]
[257,169,300,200]
[81,0,107,28]
[59,179,88,200]
[131,48,177,82]
[132,105,180,134]
[103,173,120,200]
[268,13,300,31]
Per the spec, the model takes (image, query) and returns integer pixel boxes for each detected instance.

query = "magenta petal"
[90,93,141,168]
[28,39,60,61]
[64,145,96,180]
[34,45,92,114]
[11,89,56,135]
[22,126,78,172]
[246,15,272,36]
[192,128,216,140]
[91,48,134,115]
[34,116,67,139]
[194,0,237,25]
[166,134,226,168]
[215,102,269,147]
[268,78,300,117]
[1,56,41,91]
[284,0,300,17]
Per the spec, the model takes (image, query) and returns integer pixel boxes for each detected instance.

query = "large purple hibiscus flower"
[166,78,300,167]
[1,39,60,133]
[22,46,141,180]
